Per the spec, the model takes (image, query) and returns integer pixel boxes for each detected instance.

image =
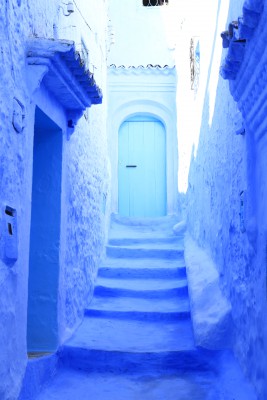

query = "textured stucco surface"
[60,104,110,341]
[0,1,109,398]
[184,233,233,350]
[176,0,267,398]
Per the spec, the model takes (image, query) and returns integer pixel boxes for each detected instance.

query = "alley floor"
[20,216,257,400]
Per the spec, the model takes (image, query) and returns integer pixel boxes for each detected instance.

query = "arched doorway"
[118,115,167,217]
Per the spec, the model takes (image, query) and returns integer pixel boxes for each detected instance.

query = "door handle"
[126,165,137,168]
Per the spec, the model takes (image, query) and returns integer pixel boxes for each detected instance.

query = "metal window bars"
[143,0,169,6]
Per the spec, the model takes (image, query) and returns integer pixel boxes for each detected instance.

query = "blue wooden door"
[118,117,166,217]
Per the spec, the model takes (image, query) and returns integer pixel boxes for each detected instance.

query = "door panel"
[118,118,166,217]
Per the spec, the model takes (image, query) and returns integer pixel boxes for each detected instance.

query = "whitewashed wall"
[0,1,109,399]
[108,66,178,216]
[107,0,178,216]
[174,0,267,398]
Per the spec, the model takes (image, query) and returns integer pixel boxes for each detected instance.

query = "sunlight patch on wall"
[172,0,231,193]
[208,0,230,127]
[160,1,181,54]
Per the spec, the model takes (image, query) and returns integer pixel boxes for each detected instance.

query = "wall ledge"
[184,233,233,350]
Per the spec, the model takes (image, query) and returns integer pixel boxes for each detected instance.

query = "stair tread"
[107,242,184,250]
[101,257,186,268]
[108,236,183,246]
[95,277,188,291]
[35,362,258,400]
[64,316,195,352]
[106,247,184,260]
[106,245,184,252]
[87,295,190,313]
[35,368,220,400]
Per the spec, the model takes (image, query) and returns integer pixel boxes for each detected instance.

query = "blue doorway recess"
[27,107,62,352]
[118,116,167,217]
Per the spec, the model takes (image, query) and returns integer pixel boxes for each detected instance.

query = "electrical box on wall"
[4,206,18,264]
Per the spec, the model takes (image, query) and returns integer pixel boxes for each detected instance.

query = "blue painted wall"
[175,0,267,398]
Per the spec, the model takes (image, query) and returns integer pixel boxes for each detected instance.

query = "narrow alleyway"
[25,217,256,400]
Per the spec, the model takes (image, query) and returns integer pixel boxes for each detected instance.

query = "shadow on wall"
[185,1,267,399]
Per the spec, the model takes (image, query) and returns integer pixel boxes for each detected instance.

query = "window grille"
[190,37,200,92]
[143,0,168,7]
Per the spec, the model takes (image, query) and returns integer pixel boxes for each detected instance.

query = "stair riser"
[106,247,184,259]
[94,286,189,299]
[18,354,59,400]
[84,309,191,322]
[97,267,187,280]
[59,348,217,374]
[109,237,184,246]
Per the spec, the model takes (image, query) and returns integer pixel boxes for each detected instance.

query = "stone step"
[59,317,218,374]
[60,347,217,374]
[85,295,190,321]
[108,236,183,246]
[62,316,195,353]
[34,368,221,400]
[109,214,180,229]
[98,265,186,280]
[106,245,184,259]
[29,356,258,400]
[94,277,188,298]
[99,257,186,279]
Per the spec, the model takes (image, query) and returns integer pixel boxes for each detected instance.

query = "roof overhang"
[26,38,103,132]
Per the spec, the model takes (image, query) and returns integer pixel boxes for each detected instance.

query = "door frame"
[26,87,68,354]
[27,106,63,353]
[108,101,178,216]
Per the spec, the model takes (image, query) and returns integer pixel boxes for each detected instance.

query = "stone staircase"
[20,216,257,400]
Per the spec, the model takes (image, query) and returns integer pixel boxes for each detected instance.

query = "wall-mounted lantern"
[59,2,75,16]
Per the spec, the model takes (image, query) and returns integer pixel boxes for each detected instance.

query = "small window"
[143,0,168,6]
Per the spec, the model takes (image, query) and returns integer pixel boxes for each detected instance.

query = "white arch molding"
[108,98,178,216]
